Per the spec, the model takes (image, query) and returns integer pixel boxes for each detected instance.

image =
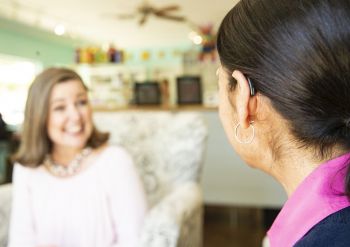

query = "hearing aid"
[247,77,256,96]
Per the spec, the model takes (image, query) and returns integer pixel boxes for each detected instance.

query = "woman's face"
[47,79,93,151]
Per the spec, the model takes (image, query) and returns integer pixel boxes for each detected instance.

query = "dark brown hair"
[13,67,109,167]
[217,0,350,196]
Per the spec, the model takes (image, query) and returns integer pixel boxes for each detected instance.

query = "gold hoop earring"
[234,121,255,144]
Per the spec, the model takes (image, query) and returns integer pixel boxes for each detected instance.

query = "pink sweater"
[8,146,148,247]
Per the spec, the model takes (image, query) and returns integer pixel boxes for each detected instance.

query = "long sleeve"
[8,164,36,246]
[105,147,148,247]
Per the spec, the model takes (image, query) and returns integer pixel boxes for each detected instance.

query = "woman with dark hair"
[216,0,350,246]
[8,68,147,247]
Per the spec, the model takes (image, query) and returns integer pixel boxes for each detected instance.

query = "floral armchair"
[94,112,207,247]
[0,111,208,247]
[0,183,11,247]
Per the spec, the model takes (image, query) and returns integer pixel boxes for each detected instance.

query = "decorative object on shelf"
[75,45,124,64]
[90,73,128,108]
[107,44,117,62]
[158,51,165,59]
[198,24,216,62]
[160,79,170,107]
[176,76,202,105]
[115,50,124,63]
[78,47,93,64]
[141,51,151,61]
[108,45,124,63]
[94,47,108,63]
[134,81,161,105]
[103,0,186,26]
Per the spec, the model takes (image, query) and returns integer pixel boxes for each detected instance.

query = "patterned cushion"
[94,112,207,207]
[94,112,208,246]
[140,182,203,247]
[0,184,11,247]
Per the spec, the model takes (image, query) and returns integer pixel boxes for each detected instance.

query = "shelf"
[93,105,217,112]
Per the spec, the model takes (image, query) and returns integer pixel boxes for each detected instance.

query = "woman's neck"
[268,147,346,197]
[51,146,84,167]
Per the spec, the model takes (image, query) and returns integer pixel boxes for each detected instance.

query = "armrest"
[139,182,203,247]
[0,184,12,246]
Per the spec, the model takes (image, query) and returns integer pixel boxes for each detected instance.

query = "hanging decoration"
[198,24,216,62]
[158,51,165,59]
[141,51,151,61]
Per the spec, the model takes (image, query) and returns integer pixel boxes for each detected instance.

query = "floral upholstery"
[0,184,11,247]
[0,111,207,247]
[93,112,207,247]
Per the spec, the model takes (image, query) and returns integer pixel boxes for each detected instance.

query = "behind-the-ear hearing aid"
[247,77,256,96]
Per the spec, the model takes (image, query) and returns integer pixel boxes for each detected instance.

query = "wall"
[201,111,287,208]
[0,16,80,67]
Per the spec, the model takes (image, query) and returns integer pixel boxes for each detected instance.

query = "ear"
[232,70,257,129]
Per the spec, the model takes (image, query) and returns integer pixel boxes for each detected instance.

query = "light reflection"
[0,55,41,126]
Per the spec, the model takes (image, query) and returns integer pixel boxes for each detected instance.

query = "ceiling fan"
[106,0,187,26]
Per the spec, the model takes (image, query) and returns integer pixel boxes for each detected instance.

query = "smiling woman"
[9,67,148,247]
[12,68,107,167]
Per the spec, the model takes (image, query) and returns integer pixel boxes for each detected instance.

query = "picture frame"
[176,76,202,105]
[134,81,161,105]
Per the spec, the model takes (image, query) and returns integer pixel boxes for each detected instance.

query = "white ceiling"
[0,0,238,48]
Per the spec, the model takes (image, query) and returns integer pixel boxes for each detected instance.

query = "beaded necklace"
[45,147,92,177]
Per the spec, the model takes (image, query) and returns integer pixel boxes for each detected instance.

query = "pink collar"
[267,152,350,247]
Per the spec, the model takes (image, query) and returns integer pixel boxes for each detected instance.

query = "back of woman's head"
[217,0,350,190]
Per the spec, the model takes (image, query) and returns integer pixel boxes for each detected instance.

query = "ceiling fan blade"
[154,5,180,16]
[139,13,148,25]
[117,14,137,19]
[156,14,186,22]
[101,13,136,19]
[156,5,180,12]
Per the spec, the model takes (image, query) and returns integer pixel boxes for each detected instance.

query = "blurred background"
[0,0,286,246]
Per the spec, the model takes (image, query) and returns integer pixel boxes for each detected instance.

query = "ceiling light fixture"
[193,35,203,45]
[188,31,202,45]
[54,24,65,36]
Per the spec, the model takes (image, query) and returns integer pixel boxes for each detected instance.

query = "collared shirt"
[267,152,350,247]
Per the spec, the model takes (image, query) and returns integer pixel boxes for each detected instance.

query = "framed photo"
[176,76,202,105]
[134,81,161,105]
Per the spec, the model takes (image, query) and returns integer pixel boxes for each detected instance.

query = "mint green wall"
[0,29,73,67]
[0,17,198,68]
[0,17,81,67]
[124,44,193,66]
